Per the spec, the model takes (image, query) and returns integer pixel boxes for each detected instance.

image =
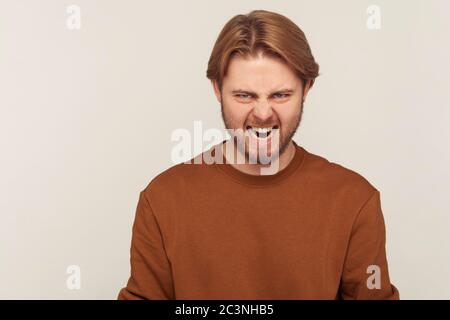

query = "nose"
[252,100,273,122]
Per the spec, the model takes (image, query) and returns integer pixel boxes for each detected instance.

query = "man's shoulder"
[141,156,212,196]
[301,147,378,198]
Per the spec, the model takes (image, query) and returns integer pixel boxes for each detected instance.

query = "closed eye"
[273,93,291,99]
[235,93,251,99]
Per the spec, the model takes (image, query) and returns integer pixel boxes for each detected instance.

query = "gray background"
[0,0,449,299]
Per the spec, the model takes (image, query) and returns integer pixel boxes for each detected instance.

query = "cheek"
[223,98,252,121]
[272,103,300,124]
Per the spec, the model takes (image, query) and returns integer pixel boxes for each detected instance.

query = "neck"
[223,140,296,176]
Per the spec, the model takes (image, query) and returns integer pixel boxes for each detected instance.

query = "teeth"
[248,126,273,138]
[252,127,272,134]
[258,128,270,134]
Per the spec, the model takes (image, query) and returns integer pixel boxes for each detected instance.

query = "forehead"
[223,53,301,92]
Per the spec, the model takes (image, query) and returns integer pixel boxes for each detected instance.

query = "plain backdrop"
[1,0,449,299]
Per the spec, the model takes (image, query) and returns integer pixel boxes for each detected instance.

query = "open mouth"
[246,125,279,139]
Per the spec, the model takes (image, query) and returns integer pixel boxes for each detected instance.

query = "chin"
[245,141,282,164]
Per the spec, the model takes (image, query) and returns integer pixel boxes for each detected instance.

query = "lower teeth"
[246,127,275,139]
[253,131,271,138]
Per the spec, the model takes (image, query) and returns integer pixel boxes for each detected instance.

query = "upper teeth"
[252,127,271,133]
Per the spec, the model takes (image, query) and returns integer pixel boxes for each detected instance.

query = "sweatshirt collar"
[214,139,306,186]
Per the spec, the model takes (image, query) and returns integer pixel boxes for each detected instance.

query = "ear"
[212,80,222,103]
[302,79,312,102]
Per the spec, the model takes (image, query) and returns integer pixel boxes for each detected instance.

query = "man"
[118,10,399,300]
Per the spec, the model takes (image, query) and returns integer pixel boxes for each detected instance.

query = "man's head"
[206,10,320,162]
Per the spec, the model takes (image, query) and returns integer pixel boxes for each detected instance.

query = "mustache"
[246,124,279,128]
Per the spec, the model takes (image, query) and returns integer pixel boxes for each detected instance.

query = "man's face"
[213,52,311,162]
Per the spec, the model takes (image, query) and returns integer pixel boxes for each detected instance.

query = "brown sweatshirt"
[118,140,399,300]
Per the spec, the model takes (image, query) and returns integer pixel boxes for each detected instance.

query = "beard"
[220,98,304,164]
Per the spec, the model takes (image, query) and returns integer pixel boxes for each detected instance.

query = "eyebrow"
[231,88,295,96]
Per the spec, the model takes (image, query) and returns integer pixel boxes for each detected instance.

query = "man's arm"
[118,190,175,300]
[339,189,400,300]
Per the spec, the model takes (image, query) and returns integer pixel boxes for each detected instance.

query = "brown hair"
[206,10,320,92]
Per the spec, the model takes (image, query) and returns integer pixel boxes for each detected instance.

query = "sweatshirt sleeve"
[339,190,400,300]
[117,190,175,300]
